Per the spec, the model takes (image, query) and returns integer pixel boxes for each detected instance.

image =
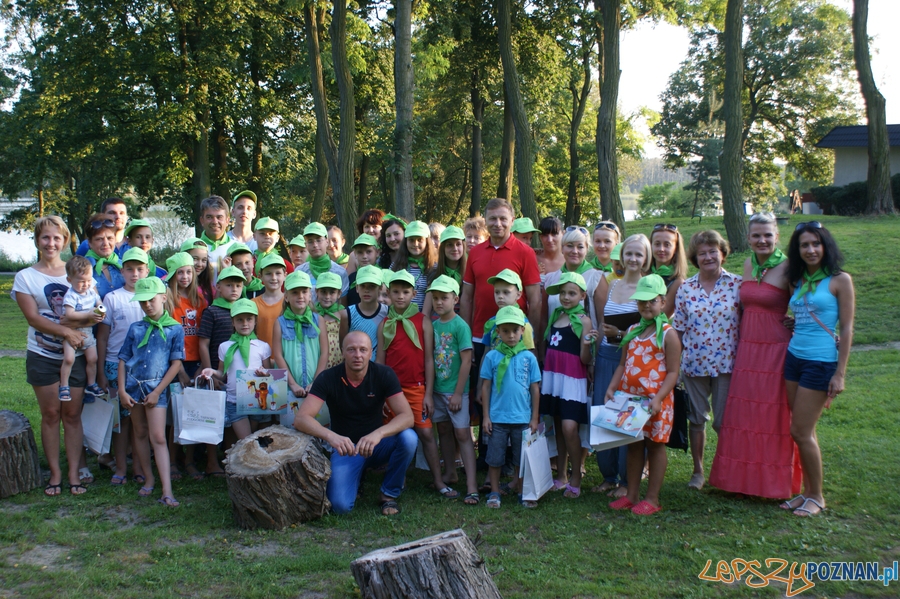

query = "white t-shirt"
[227,230,258,252]
[12,267,75,359]
[102,287,145,362]
[217,338,271,403]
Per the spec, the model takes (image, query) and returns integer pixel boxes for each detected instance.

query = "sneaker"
[85,383,106,398]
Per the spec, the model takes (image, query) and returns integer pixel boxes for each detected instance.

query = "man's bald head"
[342,331,373,373]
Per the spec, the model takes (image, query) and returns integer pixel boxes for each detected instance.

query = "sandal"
[563,484,581,499]
[463,493,480,506]
[170,468,183,481]
[78,467,94,484]
[609,497,635,511]
[68,484,88,496]
[551,479,567,491]
[499,482,516,496]
[780,494,806,510]
[380,499,401,516]
[631,500,662,515]
[591,481,617,494]
[44,483,62,497]
[519,496,538,509]
[158,495,180,508]
[437,487,459,499]
[110,475,127,486]
[58,386,71,402]
[133,474,146,484]
[478,480,492,494]
[485,492,501,509]
[138,486,155,498]
[793,497,825,517]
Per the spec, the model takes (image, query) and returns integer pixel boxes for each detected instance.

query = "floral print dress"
[617,323,674,443]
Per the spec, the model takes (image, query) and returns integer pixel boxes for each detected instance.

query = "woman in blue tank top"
[782,222,855,518]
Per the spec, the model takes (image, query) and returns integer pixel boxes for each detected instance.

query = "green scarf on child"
[495,340,527,392]
[307,254,333,279]
[223,332,257,372]
[545,304,587,341]
[382,304,421,350]
[619,313,669,350]
[138,312,180,348]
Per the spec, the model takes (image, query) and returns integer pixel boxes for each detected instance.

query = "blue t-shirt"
[118,322,185,402]
[479,348,540,424]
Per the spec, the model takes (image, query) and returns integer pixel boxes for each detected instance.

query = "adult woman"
[780,222,854,517]
[591,234,651,497]
[649,223,687,317]
[377,218,406,269]
[84,214,125,299]
[589,222,620,273]
[535,217,565,286]
[672,231,741,491]
[346,209,385,274]
[14,216,100,496]
[709,213,802,500]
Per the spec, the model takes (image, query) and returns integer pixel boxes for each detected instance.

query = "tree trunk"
[330,0,358,236]
[211,114,230,199]
[566,49,592,227]
[192,121,211,223]
[497,89,515,201]
[470,74,485,217]
[0,411,43,498]
[358,152,371,216]
[311,130,328,223]
[350,529,502,599]
[497,0,536,221]
[596,0,625,233]
[719,0,749,252]
[852,0,894,214]
[225,426,331,530]
[393,0,415,221]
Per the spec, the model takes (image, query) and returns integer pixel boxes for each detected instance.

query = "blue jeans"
[327,428,417,514]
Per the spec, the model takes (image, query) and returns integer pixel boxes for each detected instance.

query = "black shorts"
[26,351,87,388]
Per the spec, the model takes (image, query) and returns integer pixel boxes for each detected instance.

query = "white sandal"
[78,467,95,484]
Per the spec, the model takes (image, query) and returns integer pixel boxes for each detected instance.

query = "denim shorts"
[225,401,248,427]
[784,350,837,392]
[485,423,527,468]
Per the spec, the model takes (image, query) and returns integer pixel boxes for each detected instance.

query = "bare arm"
[528,381,540,432]
[314,322,328,380]
[294,394,355,455]
[524,283,541,346]
[579,316,596,365]
[62,305,103,327]
[481,377,493,435]
[422,292,433,318]
[198,338,212,371]
[538,289,549,360]
[650,328,683,415]
[338,310,348,346]
[459,282,474,328]
[375,321,386,364]
[663,277,683,319]
[828,273,855,403]
[357,391,416,457]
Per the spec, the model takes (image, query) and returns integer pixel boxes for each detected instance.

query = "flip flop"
[498,482,516,496]
[463,493,480,506]
[780,494,806,510]
[631,500,662,515]
[68,484,88,496]
[158,495,180,508]
[78,467,94,484]
[609,497,635,511]
[519,496,538,509]
[110,475,127,486]
[133,474,146,484]
[793,497,825,517]
[138,486,155,498]
[485,492,501,509]
[170,469,183,481]
[437,487,459,499]
[564,484,581,499]
[551,479,567,491]
[44,483,62,497]
[185,464,205,481]
[380,500,401,516]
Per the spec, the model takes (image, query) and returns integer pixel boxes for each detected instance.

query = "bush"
[812,174,900,215]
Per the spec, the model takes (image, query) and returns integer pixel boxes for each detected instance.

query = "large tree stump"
[351,529,502,599]
[224,425,331,529]
[0,411,43,498]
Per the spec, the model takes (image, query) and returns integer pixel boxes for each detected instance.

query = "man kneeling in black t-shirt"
[295,331,417,515]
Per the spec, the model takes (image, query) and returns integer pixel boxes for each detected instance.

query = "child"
[288,235,309,269]
[378,269,392,307]
[200,299,271,440]
[228,243,264,299]
[423,226,467,316]
[605,274,682,515]
[313,272,348,368]
[117,276,184,507]
[511,217,540,246]
[480,305,541,509]
[327,225,350,267]
[253,253,287,348]
[182,237,213,305]
[376,270,455,499]
[348,265,389,360]
[346,233,379,305]
[254,217,294,274]
[60,256,105,401]
[541,272,594,498]
[481,269,536,353]
[123,219,167,279]
[298,222,349,303]
[165,252,207,386]
[463,216,488,252]
[426,275,478,505]
[391,220,437,311]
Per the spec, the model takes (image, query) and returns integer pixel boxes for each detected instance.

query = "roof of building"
[816,124,900,148]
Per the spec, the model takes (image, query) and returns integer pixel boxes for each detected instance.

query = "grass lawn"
[0,215,898,598]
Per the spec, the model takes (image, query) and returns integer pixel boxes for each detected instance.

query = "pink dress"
[709,282,802,498]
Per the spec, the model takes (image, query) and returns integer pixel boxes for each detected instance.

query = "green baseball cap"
[303,222,328,238]
[381,268,394,286]
[230,298,258,317]
[315,271,343,290]
[227,242,253,257]
[180,237,208,252]
[487,268,522,290]
[232,190,257,206]
[610,243,622,261]
[404,220,430,239]
[355,265,384,287]
[388,269,416,287]
[439,226,465,244]
[630,274,668,301]
[495,305,525,327]
[288,235,306,248]
[123,219,153,238]
[546,271,587,295]
[382,213,407,228]
[216,265,247,283]
[511,217,540,234]
[254,216,279,232]
[284,271,312,290]
[165,252,194,278]
[352,234,378,248]
[255,252,286,275]
[121,247,149,265]
[131,276,167,302]
[426,274,459,295]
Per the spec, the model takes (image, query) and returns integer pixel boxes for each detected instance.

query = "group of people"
[14,192,854,518]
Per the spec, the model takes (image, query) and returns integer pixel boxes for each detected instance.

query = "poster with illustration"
[235,369,289,416]
[593,391,651,438]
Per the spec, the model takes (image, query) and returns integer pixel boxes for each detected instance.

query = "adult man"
[75,198,129,258]
[228,190,258,252]
[294,332,417,516]
[198,195,236,279]
[297,222,350,303]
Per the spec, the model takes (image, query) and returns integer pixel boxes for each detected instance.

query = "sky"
[619,0,900,157]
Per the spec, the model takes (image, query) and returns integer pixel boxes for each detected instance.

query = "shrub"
[812,174,900,215]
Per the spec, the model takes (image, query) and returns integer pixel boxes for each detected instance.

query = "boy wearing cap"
[314,271,348,368]
[480,305,541,509]
[348,265,389,361]
[346,234,379,305]
[298,222,350,304]
[253,216,294,274]
[482,269,537,352]
[427,275,478,504]
[227,243,264,299]
[288,235,309,268]
[511,217,540,246]
[228,190,258,251]
[273,271,328,403]
[198,265,246,377]
[118,276,185,506]
[198,195,236,279]
[59,256,105,402]
[123,219,166,279]
[253,253,287,348]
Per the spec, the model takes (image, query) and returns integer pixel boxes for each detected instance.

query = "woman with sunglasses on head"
[84,214,126,300]
[710,213,802,502]
[589,221,620,275]
[535,217,565,287]
[649,223,688,317]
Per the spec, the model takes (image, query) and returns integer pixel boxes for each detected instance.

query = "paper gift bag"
[178,380,226,445]
[82,397,115,455]
[171,389,197,445]
[519,427,553,502]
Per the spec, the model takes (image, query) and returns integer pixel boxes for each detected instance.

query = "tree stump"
[224,425,331,530]
[0,411,43,498]
[351,529,502,599]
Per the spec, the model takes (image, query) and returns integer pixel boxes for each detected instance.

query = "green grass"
[0,276,30,351]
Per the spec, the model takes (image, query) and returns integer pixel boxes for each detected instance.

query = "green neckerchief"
[307,254,333,279]
[283,305,319,335]
[751,248,786,283]
[495,340,527,392]
[564,260,593,275]
[315,301,342,318]
[444,265,462,285]
[408,255,425,271]
[651,264,674,278]
[138,311,180,348]
[224,332,257,372]
[334,253,349,266]
[545,304,587,341]
[200,231,230,252]
[588,255,612,272]
[86,249,121,276]
[212,297,234,311]
[619,313,669,350]
[797,268,829,298]
[382,304,421,350]
[245,277,264,292]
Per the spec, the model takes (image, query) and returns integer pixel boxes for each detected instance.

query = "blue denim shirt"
[118,322,184,401]
[86,256,126,299]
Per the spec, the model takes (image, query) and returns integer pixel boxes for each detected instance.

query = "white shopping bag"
[589,405,642,451]
[170,389,196,445]
[178,379,226,445]
[82,397,115,455]
[519,425,553,502]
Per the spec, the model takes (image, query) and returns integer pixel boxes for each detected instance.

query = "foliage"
[811,173,900,216]
[636,182,694,219]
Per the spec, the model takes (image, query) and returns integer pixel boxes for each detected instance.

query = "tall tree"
[393,0,416,220]
[852,0,893,215]
[718,0,747,251]
[595,0,625,231]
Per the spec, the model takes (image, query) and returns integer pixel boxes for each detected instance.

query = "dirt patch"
[100,505,143,530]
[0,502,31,515]
[9,543,72,571]
[236,540,284,558]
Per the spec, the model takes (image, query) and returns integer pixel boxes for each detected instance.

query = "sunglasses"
[565,226,589,235]
[594,222,618,231]
[89,219,116,230]
[795,221,823,231]
[653,223,678,232]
